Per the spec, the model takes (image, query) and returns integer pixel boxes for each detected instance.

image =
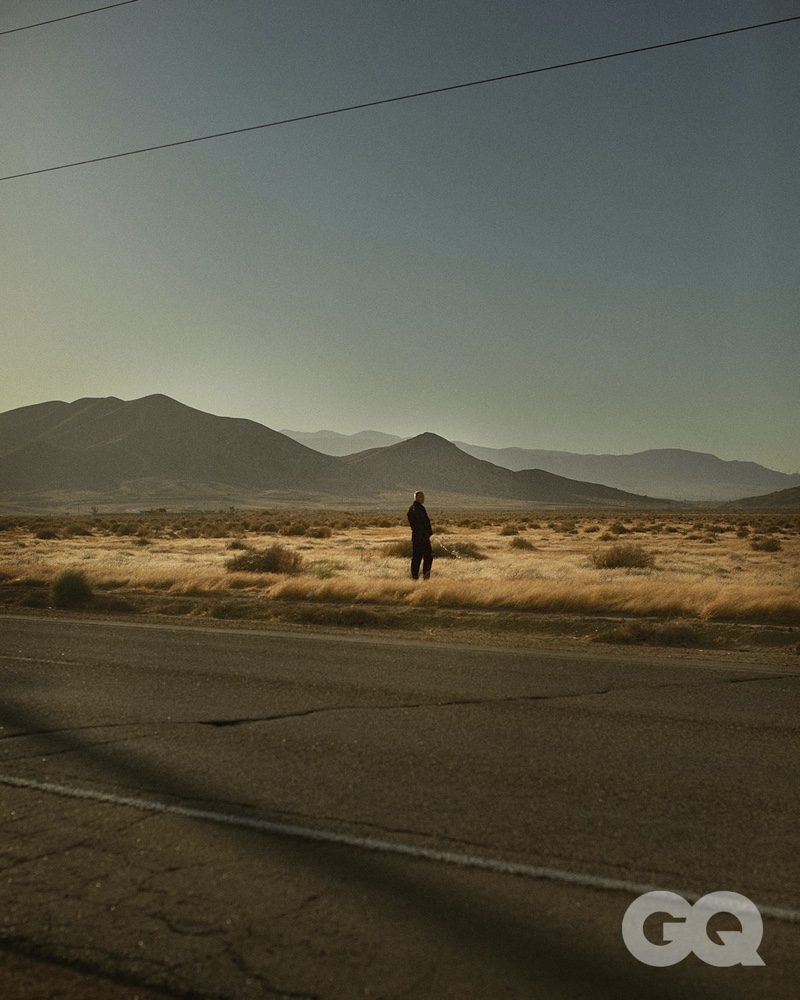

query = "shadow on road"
[0,672,732,1000]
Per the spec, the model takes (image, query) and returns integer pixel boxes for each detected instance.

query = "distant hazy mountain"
[283,429,799,501]
[452,444,800,502]
[280,429,404,455]
[0,396,668,510]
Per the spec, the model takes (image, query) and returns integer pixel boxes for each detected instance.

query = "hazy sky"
[2,1,798,471]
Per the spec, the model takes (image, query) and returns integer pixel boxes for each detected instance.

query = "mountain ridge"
[281,429,800,501]
[0,395,679,511]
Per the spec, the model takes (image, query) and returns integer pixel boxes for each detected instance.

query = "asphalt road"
[1,614,798,999]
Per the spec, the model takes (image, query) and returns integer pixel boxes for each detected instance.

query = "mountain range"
[0,395,795,512]
[0,394,671,511]
[283,430,800,502]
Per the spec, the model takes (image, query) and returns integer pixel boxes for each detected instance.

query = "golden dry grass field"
[1,509,799,657]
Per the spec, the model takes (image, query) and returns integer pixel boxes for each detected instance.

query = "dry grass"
[591,542,654,569]
[0,510,798,625]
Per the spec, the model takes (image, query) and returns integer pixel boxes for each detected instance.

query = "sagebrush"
[1,510,797,625]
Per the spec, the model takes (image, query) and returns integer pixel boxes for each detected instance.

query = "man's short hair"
[414,490,424,500]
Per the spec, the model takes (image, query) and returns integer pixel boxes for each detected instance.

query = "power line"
[2,13,798,182]
[0,1,141,36]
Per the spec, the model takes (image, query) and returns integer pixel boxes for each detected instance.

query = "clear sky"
[2,0,798,471]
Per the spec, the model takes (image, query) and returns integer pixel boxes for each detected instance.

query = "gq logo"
[622,891,765,967]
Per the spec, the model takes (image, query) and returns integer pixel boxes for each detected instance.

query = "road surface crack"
[194,670,798,728]
[220,939,320,999]
[196,692,592,728]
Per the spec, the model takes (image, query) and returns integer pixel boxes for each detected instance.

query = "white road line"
[2,772,798,925]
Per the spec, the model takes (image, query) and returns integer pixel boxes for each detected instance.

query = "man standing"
[407,490,433,580]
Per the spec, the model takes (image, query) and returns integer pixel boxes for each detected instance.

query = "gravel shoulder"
[2,592,799,668]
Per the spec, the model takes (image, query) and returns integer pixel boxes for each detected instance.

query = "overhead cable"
[0,1,141,36]
[2,14,798,182]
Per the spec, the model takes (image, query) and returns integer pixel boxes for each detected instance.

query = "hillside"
[341,433,666,506]
[722,486,800,510]
[280,429,404,455]
[0,396,669,511]
[341,434,515,498]
[454,444,800,502]
[281,429,799,501]
[0,395,340,498]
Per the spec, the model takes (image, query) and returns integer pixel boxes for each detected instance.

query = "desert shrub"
[434,540,487,560]
[280,521,308,536]
[589,621,711,647]
[35,529,58,540]
[499,524,519,536]
[200,522,228,538]
[225,544,304,574]
[608,522,629,535]
[307,525,333,539]
[227,539,249,550]
[51,569,93,607]
[280,606,401,629]
[592,543,654,570]
[60,523,92,538]
[381,539,413,558]
[380,538,487,560]
[509,536,535,551]
[751,537,781,552]
[312,561,345,579]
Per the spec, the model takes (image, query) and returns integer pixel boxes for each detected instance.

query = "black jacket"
[407,501,432,539]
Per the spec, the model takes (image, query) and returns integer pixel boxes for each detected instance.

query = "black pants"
[411,537,433,579]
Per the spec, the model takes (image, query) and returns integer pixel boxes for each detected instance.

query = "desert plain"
[1,508,798,664]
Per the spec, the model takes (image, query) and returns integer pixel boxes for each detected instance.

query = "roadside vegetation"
[1,510,798,644]
[49,567,93,608]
